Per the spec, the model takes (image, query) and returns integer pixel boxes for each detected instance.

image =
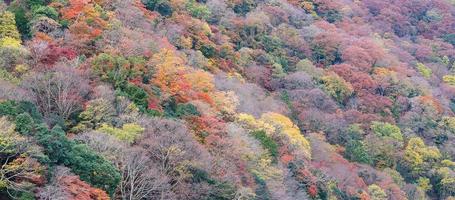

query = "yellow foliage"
[416,63,432,78]
[443,75,455,86]
[404,137,441,174]
[374,67,395,76]
[0,37,21,48]
[97,123,144,143]
[151,49,188,96]
[0,11,21,40]
[250,155,282,180]
[212,91,239,115]
[439,116,455,134]
[184,70,215,93]
[261,112,311,158]
[236,113,276,135]
[14,64,28,74]
[417,177,432,192]
[236,113,311,158]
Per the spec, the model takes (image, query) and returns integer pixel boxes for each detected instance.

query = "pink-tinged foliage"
[309,133,367,195]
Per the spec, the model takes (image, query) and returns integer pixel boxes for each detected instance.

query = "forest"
[0,0,454,199]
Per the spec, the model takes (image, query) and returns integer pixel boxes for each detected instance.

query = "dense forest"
[0,0,454,199]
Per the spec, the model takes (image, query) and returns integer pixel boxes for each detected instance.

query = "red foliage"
[341,39,385,72]
[307,184,318,197]
[61,0,92,20]
[187,116,226,141]
[147,97,161,111]
[58,175,109,200]
[332,64,377,93]
[40,44,78,66]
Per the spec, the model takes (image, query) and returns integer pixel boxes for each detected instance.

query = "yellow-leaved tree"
[261,112,311,159]
[403,137,441,176]
[236,112,311,159]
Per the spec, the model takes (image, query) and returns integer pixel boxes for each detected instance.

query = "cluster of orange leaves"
[419,95,444,114]
[58,175,109,200]
[52,0,110,40]
[150,49,215,104]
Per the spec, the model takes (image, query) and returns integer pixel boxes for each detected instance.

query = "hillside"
[0,0,454,199]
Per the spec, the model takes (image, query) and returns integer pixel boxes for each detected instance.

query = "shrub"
[14,113,34,135]
[31,6,59,20]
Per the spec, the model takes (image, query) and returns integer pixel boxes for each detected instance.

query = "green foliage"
[416,63,432,78]
[344,140,372,164]
[175,103,200,118]
[311,44,340,66]
[92,53,132,88]
[253,174,272,200]
[370,121,403,141]
[0,101,41,121]
[434,166,455,198]
[142,0,173,17]
[207,181,238,200]
[442,33,455,46]
[251,130,279,161]
[340,124,367,164]
[73,99,115,132]
[188,167,239,200]
[317,9,342,23]
[233,0,256,16]
[162,98,200,118]
[186,0,211,20]
[37,125,121,195]
[31,6,59,20]
[118,84,149,110]
[296,59,323,79]
[320,73,353,103]
[0,68,20,83]
[261,36,283,53]
[382,168,405,187]
[7,6,30,38]
[271,63,285,78]
[200,44,217,58]
[0,101,120,195]
[69,143,121,195]
[14,113,34,135]
[25,0,46,6]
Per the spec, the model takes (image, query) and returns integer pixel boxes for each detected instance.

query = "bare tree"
[0,80,30,101]
[120,148,170,200]
[75,131,171,200]
[138,117,212,199]
[22,63,89,121]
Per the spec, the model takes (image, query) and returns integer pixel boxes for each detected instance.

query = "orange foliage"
[151,49,215,103]
[58,175,109,200]
[61,0,92,20]
[188,116,226,138]
[419,95,443,114]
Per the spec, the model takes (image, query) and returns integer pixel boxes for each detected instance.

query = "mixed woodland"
[0,0,454,199]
